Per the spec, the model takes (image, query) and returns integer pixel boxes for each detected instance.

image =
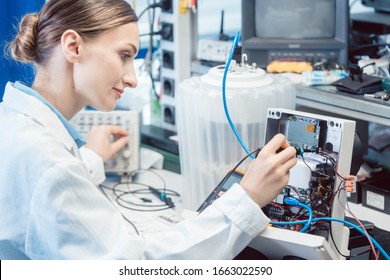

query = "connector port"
[162,50,174,69]
[163,105,175,125]
[161,0,173,13]
[161,22,174,41]
[162,77,175,97]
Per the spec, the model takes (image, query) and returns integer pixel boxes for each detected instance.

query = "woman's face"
[73,22,139,111]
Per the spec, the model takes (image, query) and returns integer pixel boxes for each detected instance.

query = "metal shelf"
[295,85,390,126]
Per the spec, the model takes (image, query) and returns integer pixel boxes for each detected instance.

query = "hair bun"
[10,13,39,62]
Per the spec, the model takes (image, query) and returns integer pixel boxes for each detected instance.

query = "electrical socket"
[162,77,175,97]
[161,22,174,41]
[159,0,191,132]
[162,50,174,69]
[163,105,175,125]
[161,0,173,13]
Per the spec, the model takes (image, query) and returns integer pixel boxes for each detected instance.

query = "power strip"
[70,110,140,175]
[159,0,192,132]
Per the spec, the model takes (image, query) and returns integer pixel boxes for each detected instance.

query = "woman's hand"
[84,125,129,161]
[240,133,298,207]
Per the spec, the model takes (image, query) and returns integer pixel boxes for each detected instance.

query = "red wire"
[344,199,379,259]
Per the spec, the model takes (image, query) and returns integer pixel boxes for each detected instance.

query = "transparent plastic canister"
[176,65,296,210]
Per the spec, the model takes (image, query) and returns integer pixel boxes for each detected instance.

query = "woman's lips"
[113,87,123,99]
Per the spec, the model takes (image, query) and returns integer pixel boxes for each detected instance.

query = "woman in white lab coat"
[0,0,297,259]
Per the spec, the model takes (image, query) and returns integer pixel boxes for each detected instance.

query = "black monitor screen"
[255,0,335,39]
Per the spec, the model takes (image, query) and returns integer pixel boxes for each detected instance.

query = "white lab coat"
[0,82,270,259]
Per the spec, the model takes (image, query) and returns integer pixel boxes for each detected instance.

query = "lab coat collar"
[3,82,84,151]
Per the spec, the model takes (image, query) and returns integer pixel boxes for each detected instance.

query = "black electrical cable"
[141,0,160,101]
[110,169,180,211]
[329,222,351,259]
[140,31,163,37]
[116,192,172,211]
[322,180,351,259]
[196,147,261,214]
[98,168,181,237]
[137,0,172,19]
[349,43,389,56]
[301,154,333,180]
[277,151,337,232]
[133,168,180,200]
[137,2,161,20]
[98,183,140,235]
[113,182,178,211]
[216,148,261,194]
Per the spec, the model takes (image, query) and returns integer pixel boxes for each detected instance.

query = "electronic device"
[197,169,245,213]
[197,39,232,63]
[241,0,349,69]
[70,109,140,175]
[198,108,356,259]
[361,0,390,13]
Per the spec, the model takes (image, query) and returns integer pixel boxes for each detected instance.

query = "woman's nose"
[123,64,138,88]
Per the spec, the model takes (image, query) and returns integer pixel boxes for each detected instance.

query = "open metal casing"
[249,108,356,260]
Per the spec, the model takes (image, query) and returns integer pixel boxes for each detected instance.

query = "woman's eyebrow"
[126,43,138,56]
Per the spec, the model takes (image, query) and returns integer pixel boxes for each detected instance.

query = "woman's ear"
[61,30,82,63]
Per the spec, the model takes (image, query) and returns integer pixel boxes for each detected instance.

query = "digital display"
[197,170,244,213]
[255,0,335,39]
[285,117,320,148]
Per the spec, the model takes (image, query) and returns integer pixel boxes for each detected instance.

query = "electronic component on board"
[198,108,356,259]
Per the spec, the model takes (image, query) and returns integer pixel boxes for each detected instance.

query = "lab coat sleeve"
[79,146,106,185]
[26,160,268,259]
[141,183,270,259]
[25,160,146,259]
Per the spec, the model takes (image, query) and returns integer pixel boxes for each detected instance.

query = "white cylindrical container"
[176,65,296,210]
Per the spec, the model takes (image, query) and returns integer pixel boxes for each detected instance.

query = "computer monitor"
[241,0,349,69]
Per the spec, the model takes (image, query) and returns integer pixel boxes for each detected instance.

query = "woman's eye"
[121,53,132,61]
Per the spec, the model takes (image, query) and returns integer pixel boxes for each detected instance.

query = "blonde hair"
[10,0,138,64]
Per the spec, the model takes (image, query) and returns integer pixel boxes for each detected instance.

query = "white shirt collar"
[3,82,82,151]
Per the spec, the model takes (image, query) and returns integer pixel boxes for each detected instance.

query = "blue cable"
[317,217,390,260]
[270,216,390,260]
[283,197,313,233]
[222,34,389,259]
[222,31,254,159]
